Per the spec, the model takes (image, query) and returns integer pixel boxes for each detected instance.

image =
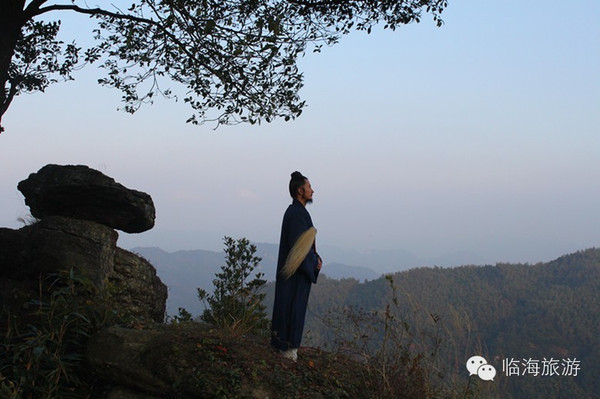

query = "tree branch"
[33,4,159,27]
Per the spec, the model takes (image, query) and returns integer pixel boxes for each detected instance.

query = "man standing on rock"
[271,171,322,361]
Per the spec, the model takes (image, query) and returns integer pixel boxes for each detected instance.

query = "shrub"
[198,236,269,336]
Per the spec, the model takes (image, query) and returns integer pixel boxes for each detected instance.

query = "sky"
[1,0,599,266]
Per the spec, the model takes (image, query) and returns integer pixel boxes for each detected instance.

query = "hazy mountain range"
[132,243,383,317]
[131,242,532,317]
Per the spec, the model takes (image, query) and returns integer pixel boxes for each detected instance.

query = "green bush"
[198,236,269,336]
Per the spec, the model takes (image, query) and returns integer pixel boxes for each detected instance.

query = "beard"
[305,198,313,204]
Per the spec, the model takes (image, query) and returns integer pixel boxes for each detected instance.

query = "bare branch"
[34,4,158,27]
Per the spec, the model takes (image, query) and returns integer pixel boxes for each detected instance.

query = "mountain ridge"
[131,244,383,316]
[299,247,600,399]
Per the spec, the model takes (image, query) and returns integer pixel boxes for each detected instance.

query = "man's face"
[299,179,314,204]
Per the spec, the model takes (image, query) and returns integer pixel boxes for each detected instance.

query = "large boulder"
[17,164,155,233]
[1,164,167,326]
[28,216,118,285]
[0,165,173,398]
[0,227,29,278]
[0,227,38,326]
[0,216,117,283]
[0,216,167,324]
[112,248,167,323]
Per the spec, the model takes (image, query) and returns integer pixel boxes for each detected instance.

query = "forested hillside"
[263,248,600,399]
[133,244,381,316]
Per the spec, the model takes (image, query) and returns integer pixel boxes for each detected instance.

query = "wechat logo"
[466,355,496,381]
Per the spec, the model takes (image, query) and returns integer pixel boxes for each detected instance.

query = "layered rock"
[17,164,155,233]
[113,248,168,323]
[0,164,166,325]
[1,164,172,397]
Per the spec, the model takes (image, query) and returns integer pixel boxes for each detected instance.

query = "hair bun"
[291,171,304,180]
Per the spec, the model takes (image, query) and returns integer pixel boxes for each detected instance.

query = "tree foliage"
[0,0,448,132]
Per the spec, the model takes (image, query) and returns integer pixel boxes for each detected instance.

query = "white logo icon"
[466,355,497,381]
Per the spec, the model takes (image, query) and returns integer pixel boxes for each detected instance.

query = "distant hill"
[321,262,381,281]
[297,247,600,399]
[132,246,225,317]
[132,244,381,316]
[133,242,499,317]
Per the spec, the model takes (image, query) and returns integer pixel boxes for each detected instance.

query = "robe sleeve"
[298,246,319,283]
[287,212,320,284]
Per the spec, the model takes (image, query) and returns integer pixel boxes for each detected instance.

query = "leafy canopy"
[0,0,447,132]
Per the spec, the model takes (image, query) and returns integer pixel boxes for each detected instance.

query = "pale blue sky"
[1,1,599,266]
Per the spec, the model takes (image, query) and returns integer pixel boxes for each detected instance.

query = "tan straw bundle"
[281,227,317,279]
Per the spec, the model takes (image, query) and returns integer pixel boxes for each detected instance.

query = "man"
[271,171,322,361]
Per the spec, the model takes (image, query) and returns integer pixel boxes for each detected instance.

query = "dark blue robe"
[271,199,320,351]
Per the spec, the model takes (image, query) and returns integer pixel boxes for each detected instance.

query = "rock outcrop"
[17,164,155,233]
[0,164,166,325]
[85,323,375,399]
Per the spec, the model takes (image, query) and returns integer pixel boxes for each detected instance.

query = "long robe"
[270,199,320,351]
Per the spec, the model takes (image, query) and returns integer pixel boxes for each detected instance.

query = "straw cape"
[280,227,317,279]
